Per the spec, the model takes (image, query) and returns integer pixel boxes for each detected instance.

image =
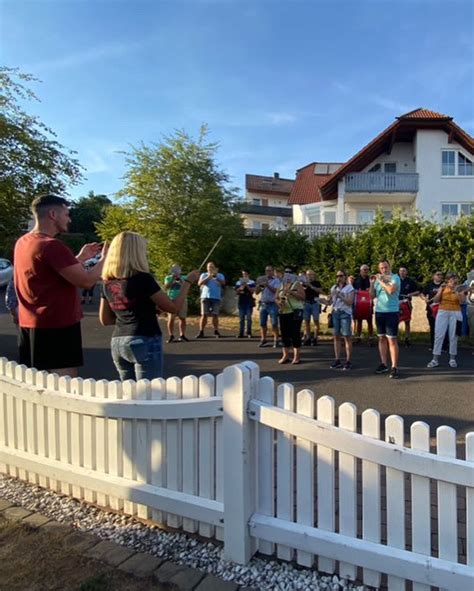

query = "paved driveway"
[0,294,472,437]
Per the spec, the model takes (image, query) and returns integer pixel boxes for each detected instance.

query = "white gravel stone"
[0,474,372,590]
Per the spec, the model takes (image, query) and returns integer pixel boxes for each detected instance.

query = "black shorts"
[19,322,83,370]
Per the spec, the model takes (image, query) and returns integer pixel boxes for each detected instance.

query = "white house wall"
[246,191,291,208]
[361,142,416,173]
[415,130,474,218]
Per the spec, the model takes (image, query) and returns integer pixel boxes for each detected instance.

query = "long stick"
[198,235,223,271]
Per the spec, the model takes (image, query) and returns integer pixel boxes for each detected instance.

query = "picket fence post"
[222,362,258,564]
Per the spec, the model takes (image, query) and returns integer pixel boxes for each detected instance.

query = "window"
[442,150,473,176]
[441,203,474,220]
[357,210,375,224]
[459,153,473,176]
[384,163,397,173]
[252,221,262,229]
[382,210,392,221]
[442,151,456,176]
[324,211,336,224]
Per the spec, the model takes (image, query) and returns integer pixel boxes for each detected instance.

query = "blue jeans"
[259,302,279,328]
[111,334,163,381]
[332,310,352,337]
[238,304,253,336]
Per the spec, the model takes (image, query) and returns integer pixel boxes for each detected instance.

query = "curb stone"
[22,512,51,528]
[2,506,32,521]
[41,519,73,536]
[154,562,205,590]
[84,539,136,567]
[0,498,14,511]
[63,530,101,553]
[118,552,163,577]
[195,575,240,590]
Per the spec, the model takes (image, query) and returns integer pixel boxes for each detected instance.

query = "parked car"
[0,259,13,287]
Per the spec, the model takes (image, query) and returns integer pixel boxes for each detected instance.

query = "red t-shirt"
[14,232,83,328]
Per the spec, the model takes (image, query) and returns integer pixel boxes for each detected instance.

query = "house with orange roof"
[241,173,294,235]
[289,109,474,235]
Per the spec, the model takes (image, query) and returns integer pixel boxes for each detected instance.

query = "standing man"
[398,266,420,347]
[353,264,374,345]
[196,261,225,338]
[302,269,322,346]
[164,264,189,342]
[14,194,105,376]
[255,265,281,348]
[370,259,401,379]
[234,269,256,338]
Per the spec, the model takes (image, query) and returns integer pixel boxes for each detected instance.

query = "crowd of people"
[5,194,474,383]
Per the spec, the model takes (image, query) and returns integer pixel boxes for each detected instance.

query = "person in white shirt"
[328,270,355,370]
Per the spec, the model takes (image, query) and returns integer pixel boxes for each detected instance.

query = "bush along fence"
[0,357,472,590]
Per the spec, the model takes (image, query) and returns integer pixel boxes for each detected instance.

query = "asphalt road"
[1,291,473,437]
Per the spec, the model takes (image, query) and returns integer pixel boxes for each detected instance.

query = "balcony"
[345,173,418,193]
[294,224,363,239]
[239,204,292,217]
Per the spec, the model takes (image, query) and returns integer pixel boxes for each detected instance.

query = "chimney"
[273,172,280,179]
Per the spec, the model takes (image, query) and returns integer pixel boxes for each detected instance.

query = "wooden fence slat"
[276,383,294,561]
[82,379,97,503]
[257,376,275,555]
[411,421,431,591]
[198,374,215,538]
[166,376,182,528]
[316,395,335,574]
[362,409,381,588]
[24,368,38,485]
[467,433,474,568]
[150,377,166,524]
[58,375,72,495]
[385,415,405,591]
[35,371,49,488]
[108,380,123,511]
[182,375,199,533]
[437,426,458,568]
[5,360,17,478]
[121,380,136,515]
[215,372,224,541]
[70,377,83,499]
[14,365,28,481]
[95,380,109,508]
[296,389,315,567]
[46,373,59,491]
[135,379,151,519]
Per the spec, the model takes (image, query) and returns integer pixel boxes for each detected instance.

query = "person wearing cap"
[164,264,189,342]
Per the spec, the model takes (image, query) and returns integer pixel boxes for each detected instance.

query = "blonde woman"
[427,272,466,369]
[100,232,198,380]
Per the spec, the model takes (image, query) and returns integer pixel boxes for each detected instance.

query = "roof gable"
[288,163,338,206]
[246,174,294,196]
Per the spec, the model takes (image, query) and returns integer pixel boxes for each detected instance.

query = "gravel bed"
[0,474,369,590]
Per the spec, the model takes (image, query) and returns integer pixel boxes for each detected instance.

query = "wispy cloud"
[79,142,124,175]
[332,81,412,114]
[25,40,146,73]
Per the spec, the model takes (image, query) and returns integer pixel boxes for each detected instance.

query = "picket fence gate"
[0,357,472,591]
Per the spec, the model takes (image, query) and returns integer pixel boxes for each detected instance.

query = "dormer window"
[459,153,473,176]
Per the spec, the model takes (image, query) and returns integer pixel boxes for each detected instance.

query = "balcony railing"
[294,224,363,239]
[239,204,292,217]
[345,173,418,193]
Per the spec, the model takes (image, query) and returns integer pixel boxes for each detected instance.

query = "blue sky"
[2,0,473,200]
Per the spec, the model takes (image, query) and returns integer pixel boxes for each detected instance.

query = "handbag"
[327,312,333,328]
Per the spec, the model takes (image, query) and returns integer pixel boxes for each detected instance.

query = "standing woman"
[329,270,355,370]
[276,267,305,365]
[427,272,466,369]
[99,232,198,381]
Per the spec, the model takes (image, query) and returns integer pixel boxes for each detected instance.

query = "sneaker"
[343,361,353,371]
[259,340,267,348]
[236,333,244,338]
[167,335,175,343]
[214,330,221,339]
[449,359,457,368]
[375,363,389,374]
[247,334,252,339]
[427,359,439,368]
[389,367,400,379]
[178,335,189,342]
[195,331,205,339]
[303,338,312,346]
[330,360,343,369]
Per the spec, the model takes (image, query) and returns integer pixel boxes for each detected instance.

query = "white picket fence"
[0,357,472,591]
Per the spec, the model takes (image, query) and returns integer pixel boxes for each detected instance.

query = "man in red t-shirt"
[14,194,106,376]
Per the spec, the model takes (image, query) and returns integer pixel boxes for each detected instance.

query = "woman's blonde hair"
[102,232,150,280]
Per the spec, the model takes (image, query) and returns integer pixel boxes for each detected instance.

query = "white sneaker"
[449,359,457,368]
[427,359,439,368]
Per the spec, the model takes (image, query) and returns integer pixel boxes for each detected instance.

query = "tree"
[0,67,83,256]
[69,191,112,241]
[97,127,244,274]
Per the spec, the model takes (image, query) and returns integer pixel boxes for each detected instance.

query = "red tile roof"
[397,108,451,120]
[287,163,335,205]
[246,174,294,196]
